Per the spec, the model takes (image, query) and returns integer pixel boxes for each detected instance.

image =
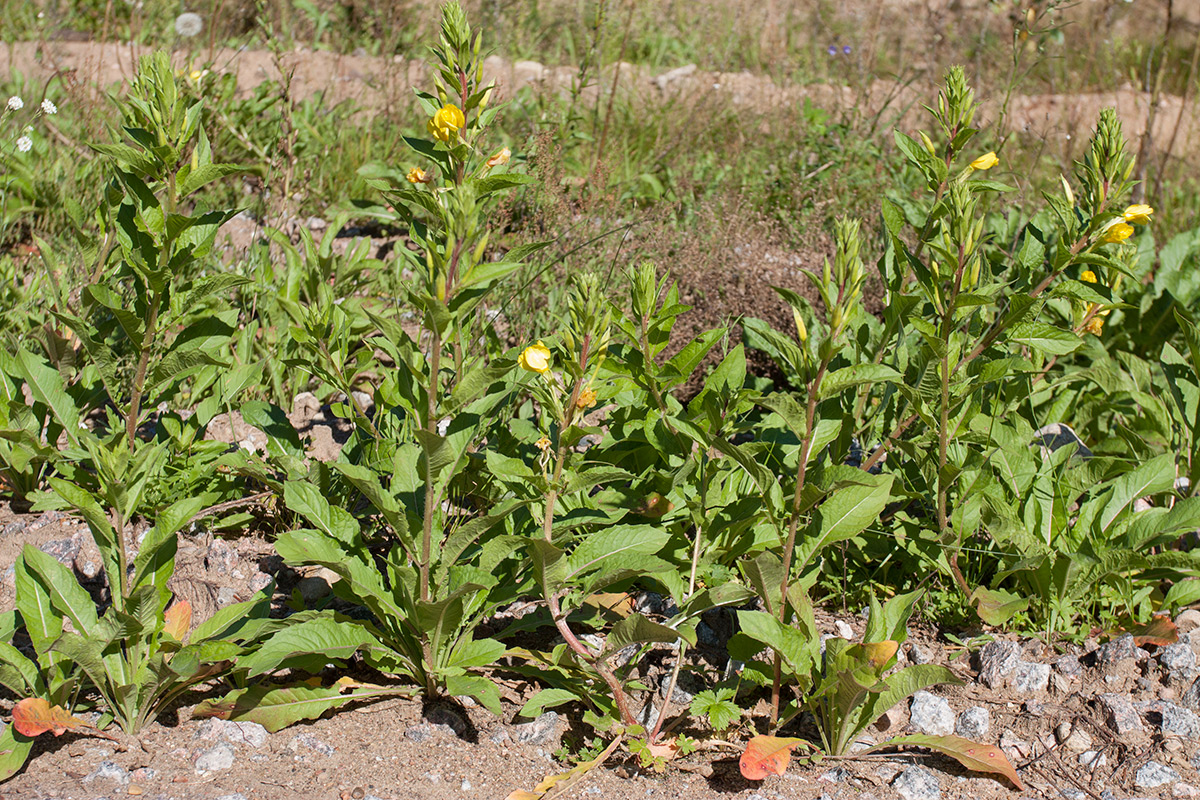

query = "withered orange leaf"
[884,734,1024,789]
[740,736,805,780]
[163,600,192,641]
[12,698,90,737]
[1127,615,1177,648]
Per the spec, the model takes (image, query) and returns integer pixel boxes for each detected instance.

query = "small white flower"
[174,12,203,37]
[16,136,32,153]
[40,99,57,115]
[6,96,22,111]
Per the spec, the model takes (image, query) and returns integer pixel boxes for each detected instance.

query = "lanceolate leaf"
[0,723,33,782]
[192,681,407,733]
[875,734,1023,789]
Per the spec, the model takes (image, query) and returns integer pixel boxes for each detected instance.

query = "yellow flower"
[1100,222,1134,244]
[485,147,511,170]
[406,167,430,184]
[1079,270,1097,284]
[970,152,999,171]
[188,69,209,82]
[519,341,552,374]
[1082,316,1104,336]
[534,435,552,453]
[427,104,465,143]
[576,386,597,411]
[1123,204,1154,225]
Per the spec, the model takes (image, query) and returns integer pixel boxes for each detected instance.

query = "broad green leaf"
[239,617,380,677]
[604,614,694,656]
[19,547,98,636]
[283,481,359,544]
[1099,453,1176,532]
[0,724,33,782]
[193,681,406,732]
[519,687,578,719]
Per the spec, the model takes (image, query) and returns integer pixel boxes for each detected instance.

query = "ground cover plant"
[2,0,1200,795]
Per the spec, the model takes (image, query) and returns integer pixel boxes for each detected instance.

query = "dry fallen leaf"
[12,698,91,737]
[739,736,806,780]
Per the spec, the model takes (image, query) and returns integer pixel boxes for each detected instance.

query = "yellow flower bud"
[970,151,999,171]
[1079,270,1097,284]
[407,167,431,184]
[427,104,465,143]
[518,341,552,374]
[1082,316,1104,336]
[1123,204,1154,225]
[534,435,552,453]
[1100,222,1134,244]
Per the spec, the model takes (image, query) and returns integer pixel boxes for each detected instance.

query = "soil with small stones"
[2,481,1200,800]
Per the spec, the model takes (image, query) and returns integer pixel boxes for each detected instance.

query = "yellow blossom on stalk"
[427,104,465,143]
[576,386,597,411]
[407,167,432,184]
[485,147,511,170]
[534,436,552,453]
[970,151,999,170]
[1082,316,1105,336]
[519,341,552,374]
[189,69,209,82]
[1080,270,1097,284]
[1100,222,1134,244]
[1123,204,1154,225]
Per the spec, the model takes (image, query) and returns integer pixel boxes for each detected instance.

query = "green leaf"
[0,724,34,782]
[604,614,694,656]
[178,162,246,197]
[1099,453,1177,532]
[1008,322,1081,357]
[193,682,406,733]
[13,349,79,448]
[853,665,961,745]
[519,687,578,719]
[690,688,740,732]
[239,617,380,677]
[18,546,98,636]
[819,365,900,399]
[283,482,359,544]
[791,475,895,574]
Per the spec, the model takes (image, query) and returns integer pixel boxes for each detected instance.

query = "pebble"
[893,765,941,800]
[1012,661,1050,693]
[289,733,335,756]
[1162,702,1200,739]
[1174,783,1200,798]
[1162,642,1197,675]
[1055,653,1083,679]
[834,620,855,639]
[658,671,703,705]
[1096,634,1137,668]
[1061,726,1092,753]
[1080,751,1107,770]
[908,644,934,665]
[83,760,130,785]
[955,706,990,740]
[223,721,269,748]
[910,691,955,736]
[195,742,236,773]
[512,711,562,745]
[1177,609,1200,634]
[633,592,679,617]
[404,722,456,743]
[1098,692,1144,734]
[425,704,469,737]
[1184,678,1200,711]
[978,640,1021,688]
[1136,761,1181,788]
[214,795,249,800]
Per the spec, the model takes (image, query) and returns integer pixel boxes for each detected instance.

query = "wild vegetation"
[2,0,1200,791]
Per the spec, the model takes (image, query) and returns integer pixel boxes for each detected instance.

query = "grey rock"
[195,742,236,773]
[215,795,249,800]
[1192,750,1200,771]
[39,537,81,566]
[1183,677,1200,710]
[1096,634,1137,668]
[1162,643,1197,674]
[296,575,331,603]
[1080,751,1106,770]
[819,767,851,784]
[633,592,679,617]
[1061,726,1092,753]
[893,765,942,800]
[513,711,562,745]
[910,691,955,736]
[1098,692,1144,734]
[695,621,720,647]
[404,723,455,743]
[1055,653,1083,678]
[1174,783,1200,798]
[658,670,704,705]
[908,644,935,665]
[978,641,1022,688]
[289,733,335,756]
[222,721,269,748]
[1013,661,1050,693]
[834,620,855,639]
[216,586,239,606]
[306,216,328,231]
[1161,703,1200,739]
[83,760,130,785]
[955,706,990,740]
[1136,761,1181,788]
[425,704,469,737]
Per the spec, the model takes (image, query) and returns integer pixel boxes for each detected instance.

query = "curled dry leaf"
[739,735,806,780]
[12,698,91,737]
[879,734,1024,789]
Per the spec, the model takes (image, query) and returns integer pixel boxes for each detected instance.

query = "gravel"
[512,711,562,745]
[1096,634,1137,668]
[893,765,942,800]
[910,691,955,736]
[1098,692,1144,734]
[1012,661,1050,693]
[977,641,1022,688]
[1161,702,1200,739]
[195,743,236,774]
[1136,761,1181,789]
[954,706,990,740]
